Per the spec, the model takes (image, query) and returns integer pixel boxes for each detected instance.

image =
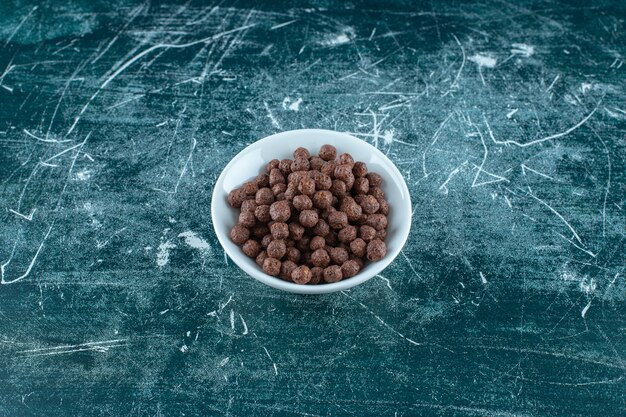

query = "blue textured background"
[0,1,624,416]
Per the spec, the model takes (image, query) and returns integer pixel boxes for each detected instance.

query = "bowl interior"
[211,129,411,294]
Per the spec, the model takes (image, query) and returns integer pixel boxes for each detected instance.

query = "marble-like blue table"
[1,1,624,415]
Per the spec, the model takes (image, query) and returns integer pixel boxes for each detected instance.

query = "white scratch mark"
[581,300,592,318]
[219,357,230,367]
[1,223,54,285]
[546,74,560,92]
[230,309,235,330]
[439,161,468,194]
[23,129,72,144]
[239,314,248,335]
[511,43,534,57]
[4,6,38,47]
[480,272,488,284]
[270,19,297,30]
[288,97,302,111]
[521,164,555,180]
[153,137,197,194]
[159,309,169,315]
[470,121,508,187]
[483,104,598,148]
[262,347,278,375]
[506,109,518,119]
[377,274,392,290]
[263,101,281,129]
[450,34,465,89]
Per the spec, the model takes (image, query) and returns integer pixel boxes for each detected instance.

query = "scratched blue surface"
[0,1,625,416]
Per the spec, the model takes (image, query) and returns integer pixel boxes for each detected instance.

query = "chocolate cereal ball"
[338,153,355,167]
[267,240,287,259]
[299,209,319,228]
[296,236,311,253]
[272,183,287,196]
[366,213,388,231]
[330,180,347,197]
[334,164,353,182]
[291,157,310,172]
[269,168,285,186]
[360,194,380,214]
[369,187,385,201]
[366,172,383,187]
[293,195,313,211]
[310,236,326,251]
[314,173,332,190]
[309,156,324,171]
[242,240,261,258]
[338,225,357,243]
[341,260,360,278]
[311,248,330,268]
[320,161,336,176]
[359,225,377,242]
[291,265,312,284]
[269,200,291,222]
[353,161,367,178]
[349,238,367,257]
[255,188,274,205]
[285,247,301,263]
[329,247,349,265]
[319,144,337,161]
[377,198,389,215]
[313,190,333,209]
[252,224,269,239]
[342,198,362,222]
[230,224,249,245]
[261,234,273,249]
[310,267,323,284]
[242,181,259,196]
[265,159,280,174]
[288,171,308,185]
[294,147,310,159]
[353,177,369,195]
[262,257,281,276]
[325,231,339,246]
[376,229,387,240]
[255,173,270,188]
[256,250,268,267]
[328,211,348,229]
[323,265,343,283]
[270,222,289,240]
[367,239,387,261]
[280,260,298,280]
[254,205,271,222]
[289,222,305,240]
[241,199,257,213]
[278,159,292,174]
[312,218,330,237]
[227,189,247,208]
[298,177,316,196]
[238,211,256,228]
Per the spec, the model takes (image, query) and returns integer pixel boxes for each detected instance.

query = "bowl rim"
[211,128,412,294]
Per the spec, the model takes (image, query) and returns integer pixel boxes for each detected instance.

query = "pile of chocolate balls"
[228,144,388,285]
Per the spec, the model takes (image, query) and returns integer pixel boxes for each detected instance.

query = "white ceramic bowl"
[211,129,412,294]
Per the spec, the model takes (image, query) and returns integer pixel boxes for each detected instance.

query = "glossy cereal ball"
[255,188,274,205]
[267,240,287,259]
[366,239,387,261]
[230,224,249,245]
[291,265,312,284]
[270,222,289,240]
[366,172,383,187]
[293,195,313,211]
[269,168,286,186]
[338,153,354,167]
[319,144,337,161]
[359,225,377,242]
[341,260,360,278]
[366,213,388,231]
[349,238,367,257]
[311,248,330,268]
[293,147,310,159]
[262,257,281,276]
[269,201,291,222]
[242,240,261,258]
[310,267,323,284]
[352,162,367,178]
[299,209,319,228]
[329,247,349,265]
[323,265,343,283]
[312,190,333,209]
[360,195,380,214]
[291,157,310,172]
